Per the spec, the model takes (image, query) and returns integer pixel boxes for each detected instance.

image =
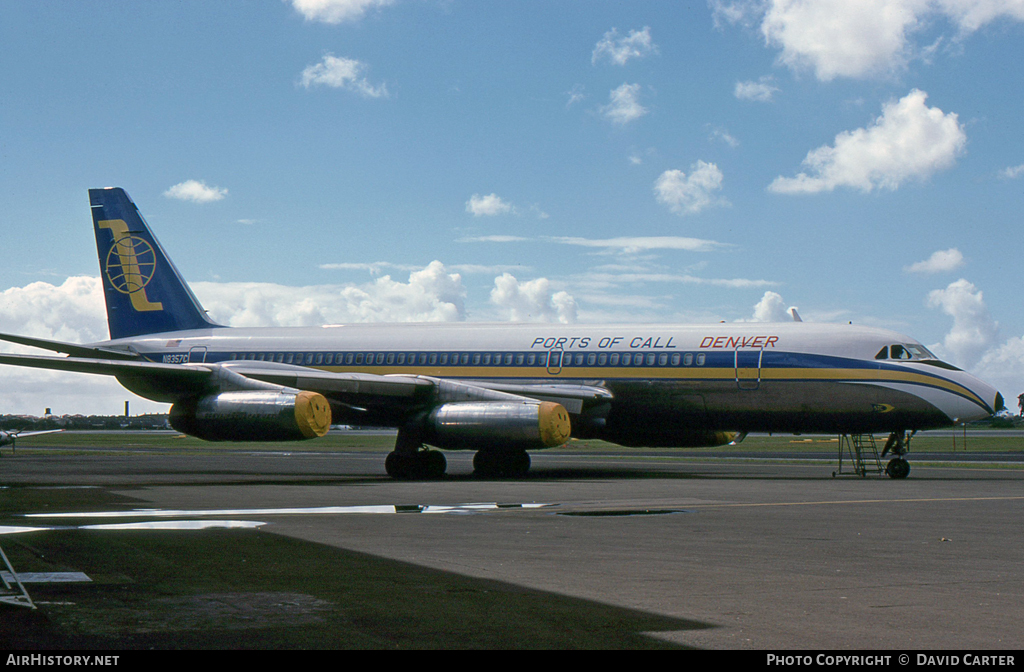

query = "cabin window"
[610,353,620,366]
[472,353,482,365]
[285,353,294,364]
[482,353,491,365]
[671,353,680,366]
[659,353,668,366]
[598,353,607,366]
[514,353,523,365]
[344,353,354,365]
[396,353,405,365]
[355,353,364,364]
[461,353,470,365]
[684,353,693,366]
[324,354,333,365]
[621,353,632,366]
[587,353,597,366]
[375,353,385,365]
[315,353,323,365]
[386,353,395,365]
[696,353,706,366]
[527,353,537,366]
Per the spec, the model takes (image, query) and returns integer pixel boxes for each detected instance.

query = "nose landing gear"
[881,430,914,479]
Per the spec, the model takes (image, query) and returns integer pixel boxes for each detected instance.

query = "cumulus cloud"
[490,274,577,324]
[739,291,802,322]
[904,248,965,274]
[592,26,658,65]
[708,125,740,147]
[0,277,108,343]
[600,83,648,125]
[935,0,1024,32]
[0,276,164,415]
[926,278,999,369]
[299,54,388,98]
[1001,164,1024,179]
[974,337,1024,406]
[465,193,514,216]
[654,161,728,215]
[734,76,779,102]
[164,180,228,203]
[194,261,465,326]
[714,0,1024,81]
[769,89,966,194]
[565,84,586,108]
[288,0,395,24]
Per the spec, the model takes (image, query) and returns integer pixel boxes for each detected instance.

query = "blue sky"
[0,0,1023,415]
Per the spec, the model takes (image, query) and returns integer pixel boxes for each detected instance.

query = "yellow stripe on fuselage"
[315,365,985,409]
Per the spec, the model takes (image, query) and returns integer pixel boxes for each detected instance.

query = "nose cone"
[958,372,1003,422]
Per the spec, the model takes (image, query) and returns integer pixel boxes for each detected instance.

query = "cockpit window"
[876,343,939,361]
[904,343,936,359]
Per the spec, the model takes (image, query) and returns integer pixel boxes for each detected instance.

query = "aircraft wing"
[0,352,210,383]
[12,429,63,439]
[0,353,607,416]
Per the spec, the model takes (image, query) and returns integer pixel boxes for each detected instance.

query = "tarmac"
[2,442,1023,649]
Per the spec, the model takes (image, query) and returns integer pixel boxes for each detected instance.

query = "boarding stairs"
[0,544,35,609]
[833,434,884,478]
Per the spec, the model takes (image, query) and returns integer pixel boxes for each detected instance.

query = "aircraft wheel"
[473,450,530,479]
[886,458,910,479]
[423,450,447,479]
[473,450,498,478]
[508,450,531,478]
[386,450,446,480]
[385,451,408,478]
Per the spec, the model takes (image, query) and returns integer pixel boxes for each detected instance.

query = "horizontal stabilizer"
[0,332,139,360]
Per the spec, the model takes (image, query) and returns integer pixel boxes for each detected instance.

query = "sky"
[0,0,1022,416]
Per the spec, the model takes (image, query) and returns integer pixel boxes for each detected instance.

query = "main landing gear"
[383,431,534,480]
[385,429,447,479]
[881,430,914,480]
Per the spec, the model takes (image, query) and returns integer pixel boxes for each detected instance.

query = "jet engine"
[422,400,571,451]
[170,390,332,441]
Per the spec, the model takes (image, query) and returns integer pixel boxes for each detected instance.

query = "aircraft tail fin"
[89,188,220,340]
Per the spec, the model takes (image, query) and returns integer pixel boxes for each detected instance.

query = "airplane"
[0,187,1004,480]
[0,429,63,452]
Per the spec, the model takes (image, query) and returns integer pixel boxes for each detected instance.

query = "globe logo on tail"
[98,219,164,312]
[106,235,158,295]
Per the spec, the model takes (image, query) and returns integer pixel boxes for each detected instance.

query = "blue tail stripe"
[89,188,220,340]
